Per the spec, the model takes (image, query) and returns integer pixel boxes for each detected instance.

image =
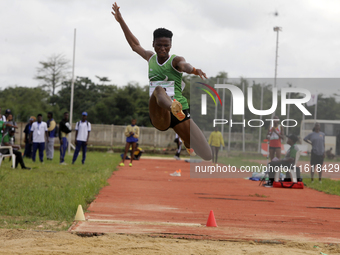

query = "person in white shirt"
[29,114,48,163]
[3,108,12,122]
[72,112,91,164]
[0,107,6,122]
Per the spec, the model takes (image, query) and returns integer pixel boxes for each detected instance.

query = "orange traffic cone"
[206,210,217,227]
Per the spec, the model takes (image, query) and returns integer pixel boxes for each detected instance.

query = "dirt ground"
[1,229,340,255]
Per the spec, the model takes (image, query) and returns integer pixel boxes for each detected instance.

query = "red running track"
[71,158,340,243]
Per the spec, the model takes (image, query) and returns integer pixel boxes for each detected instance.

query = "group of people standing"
[0,110,92,169]
[266,117,326,186]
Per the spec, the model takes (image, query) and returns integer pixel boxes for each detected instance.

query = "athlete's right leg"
[214,146,219,163]
[149,86,172,131]
[211,146,215,163]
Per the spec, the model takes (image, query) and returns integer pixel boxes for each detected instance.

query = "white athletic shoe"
[174,156,181,160]
[170,170,181,177]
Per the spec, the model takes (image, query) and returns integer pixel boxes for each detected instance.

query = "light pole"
[68,28,76,154]
[273,26,282,88]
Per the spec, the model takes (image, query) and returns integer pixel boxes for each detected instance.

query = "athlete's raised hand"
[192,68,207,80]
[111,2,122,23]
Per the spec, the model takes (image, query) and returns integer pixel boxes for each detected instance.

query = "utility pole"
[273,26,282,88]
[68,28,76,153]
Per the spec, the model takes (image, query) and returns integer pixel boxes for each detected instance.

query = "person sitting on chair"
[133,143,144,160]
[0,127,31,170]
[264,134,299,187]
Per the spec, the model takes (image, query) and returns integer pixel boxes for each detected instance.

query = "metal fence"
[15,123,254,149]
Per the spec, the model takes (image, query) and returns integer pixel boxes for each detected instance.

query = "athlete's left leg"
[173,119,212,161]
[130,142,136,165]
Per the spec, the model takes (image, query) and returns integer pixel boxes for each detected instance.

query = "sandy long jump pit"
[71,158,340,244]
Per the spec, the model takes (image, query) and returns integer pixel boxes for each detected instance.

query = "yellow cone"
[75,205,85,221]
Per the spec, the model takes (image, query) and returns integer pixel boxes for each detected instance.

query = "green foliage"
[0,86,61,122]
[95,75,111,85]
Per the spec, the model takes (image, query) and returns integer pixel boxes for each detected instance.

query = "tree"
[0,86,60,122]
[34,54,70,97]
[95,76,111,85]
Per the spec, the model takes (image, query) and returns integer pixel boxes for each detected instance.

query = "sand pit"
[1,229,340,255]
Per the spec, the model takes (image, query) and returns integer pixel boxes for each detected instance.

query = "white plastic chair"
[274,150,301,183]
[0,146,16,168]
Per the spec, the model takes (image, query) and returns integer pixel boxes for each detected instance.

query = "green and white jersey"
[148,54,188,110]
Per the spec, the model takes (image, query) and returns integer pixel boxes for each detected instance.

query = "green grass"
[0,152,121,230]
[303,177,340,196]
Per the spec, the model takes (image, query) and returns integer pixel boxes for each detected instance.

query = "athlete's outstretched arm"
[173,56,207,80]
[111,2,153,61]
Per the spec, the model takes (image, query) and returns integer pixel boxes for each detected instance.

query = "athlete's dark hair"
[153,28,173,40]
[48,111,53,117]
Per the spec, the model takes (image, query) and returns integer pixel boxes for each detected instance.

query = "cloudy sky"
[1,0,340,95]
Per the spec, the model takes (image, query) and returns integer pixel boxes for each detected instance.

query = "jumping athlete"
[112,3,212,161]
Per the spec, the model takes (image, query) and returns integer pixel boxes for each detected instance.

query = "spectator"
[30,114,48,163]
[23,116,36,158]
[336,130,340,156]
[2,109,11,122]
[46,112,57,160]
[72,112,91,165]
[304,123,325,183]
[264,134,299,187]
[0,111,6,142]
[4,113,18,135]
[266,116,284,161]
[208,127,225,164]
[1,127,31,170]
[119,119,139,167]
[174,133,182,160]
[59,112,72,165]
[326,148,335,160]
[133,143,144,160]
[0,108,6,122]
